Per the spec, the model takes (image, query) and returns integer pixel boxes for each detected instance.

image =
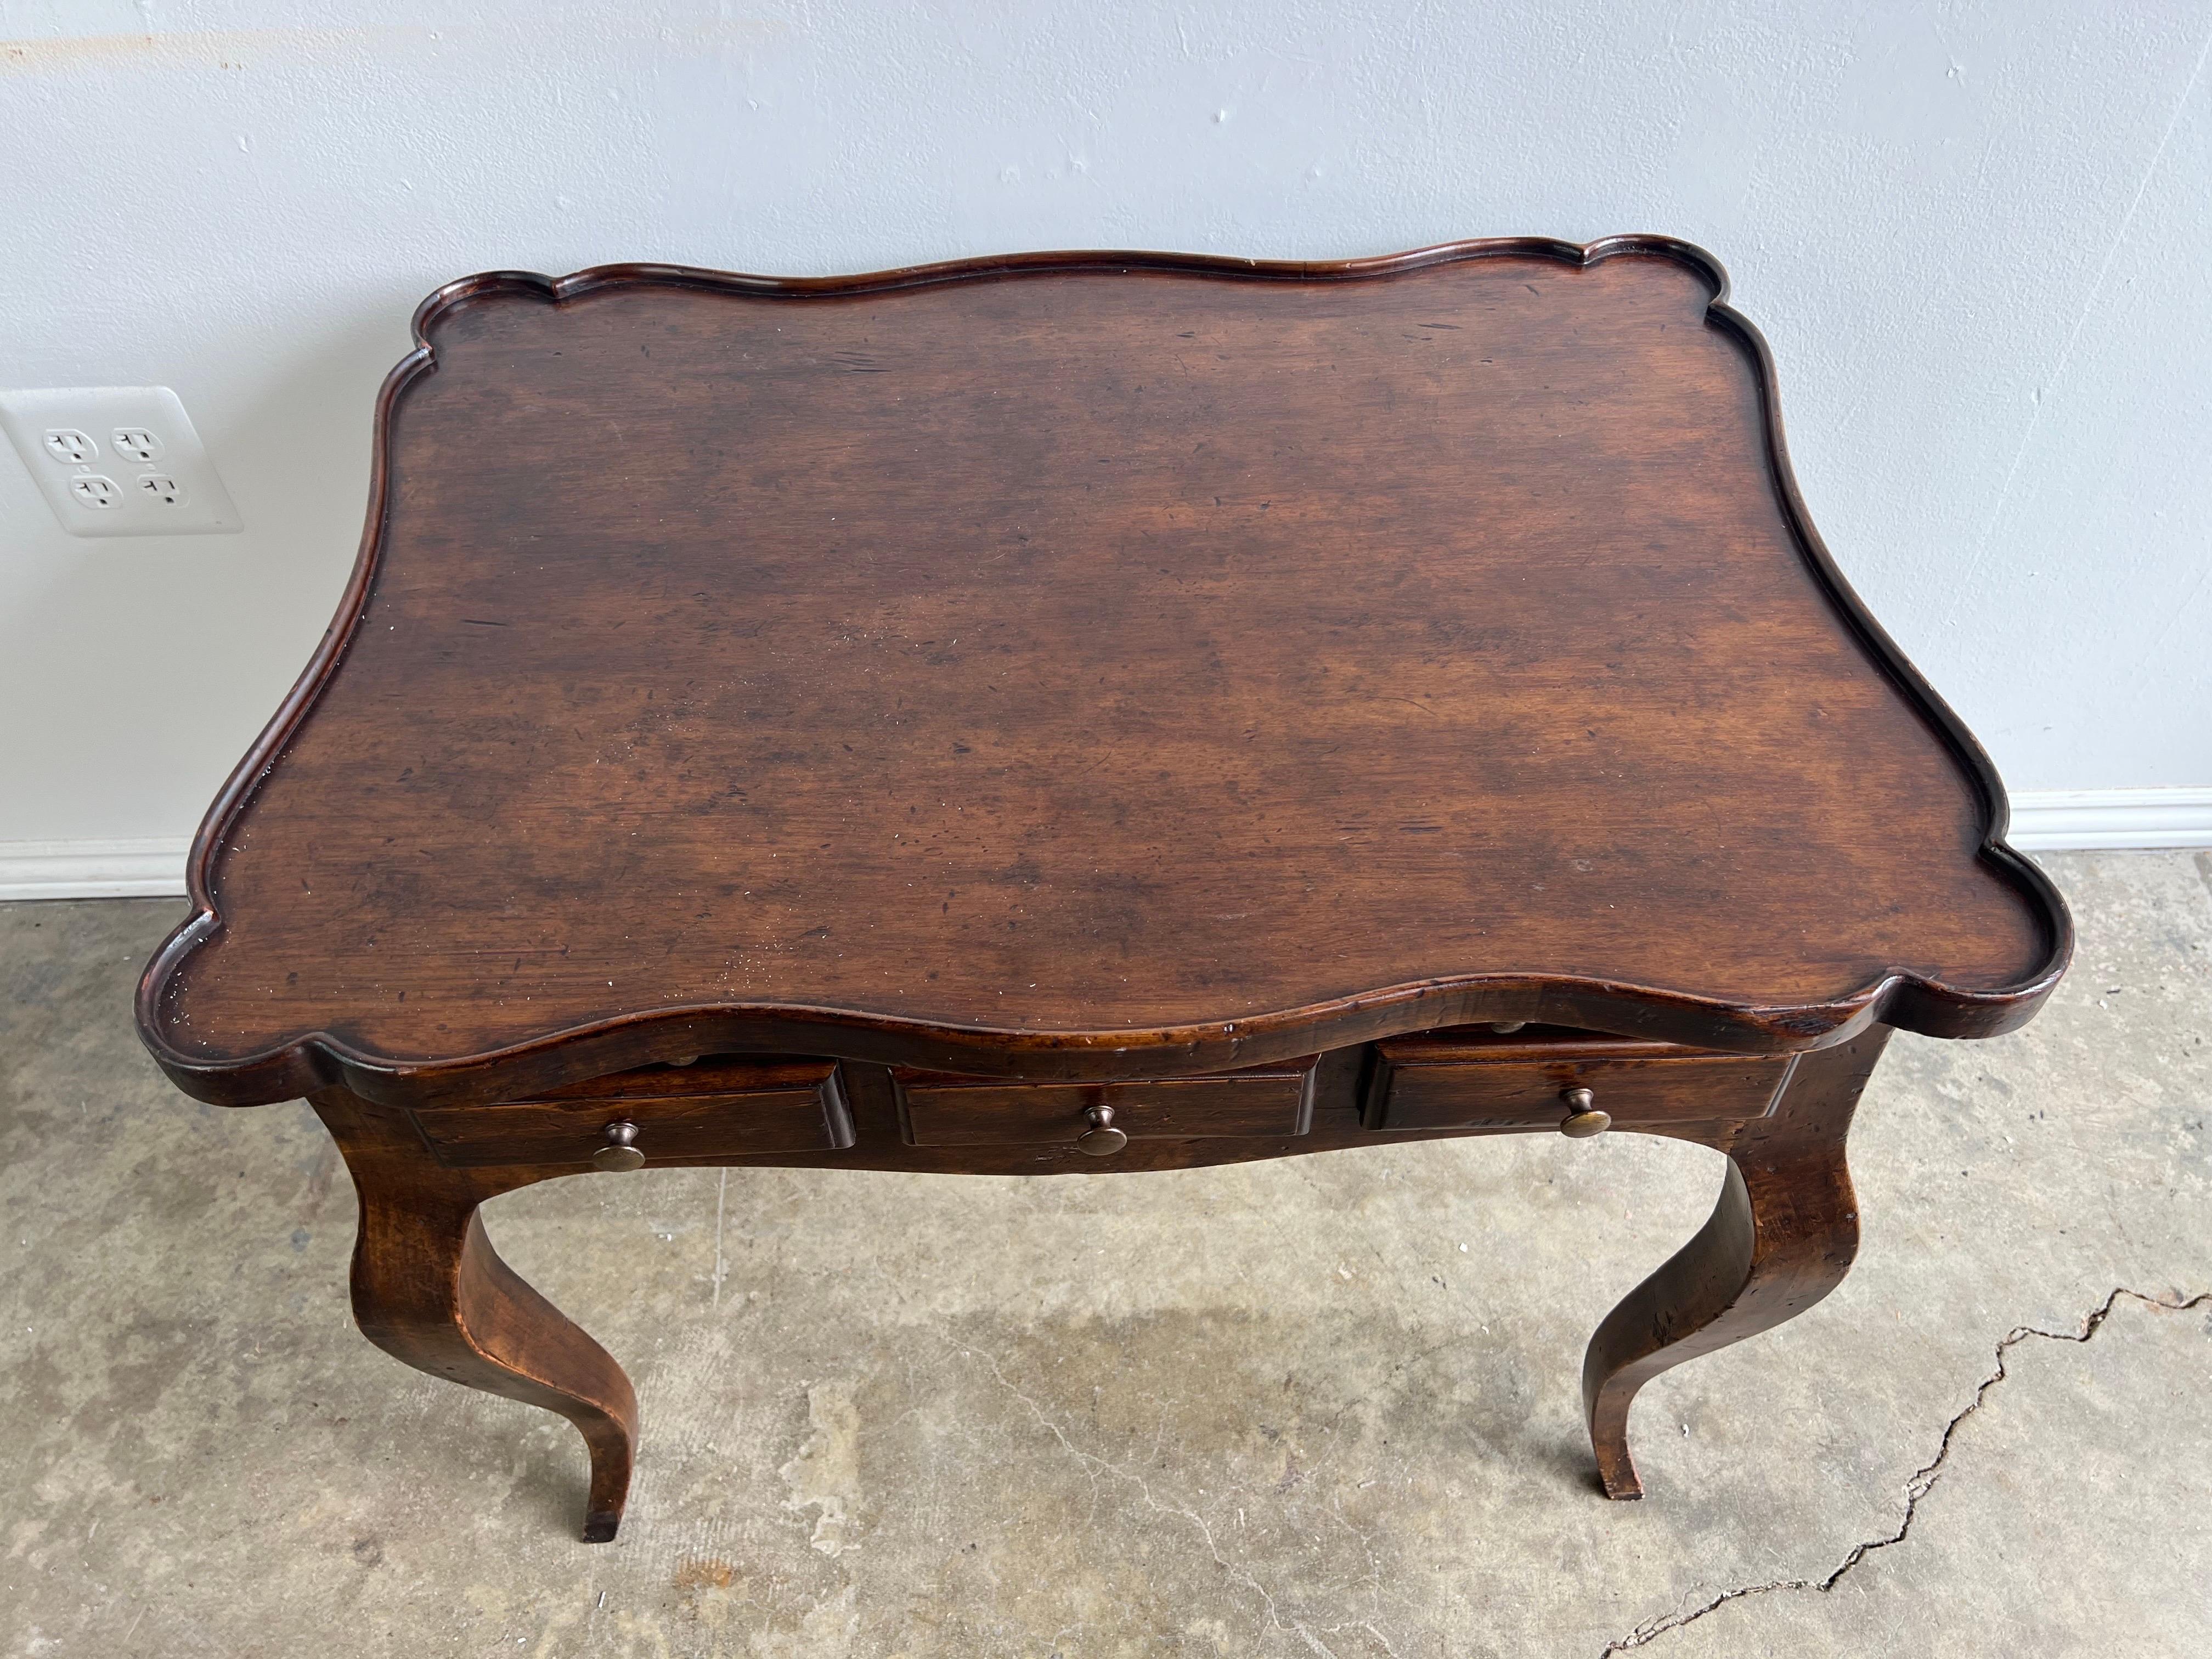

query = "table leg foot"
[1578,1028,1887,1500]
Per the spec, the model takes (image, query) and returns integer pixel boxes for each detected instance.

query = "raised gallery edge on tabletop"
[134,236,2071,1111]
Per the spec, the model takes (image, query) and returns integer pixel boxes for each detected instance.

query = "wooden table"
[136,238,2070,1543]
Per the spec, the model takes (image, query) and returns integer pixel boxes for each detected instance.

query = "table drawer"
[896,1057,1319,1150]
[411,1057,854,1169]
[1364,1028,1793,1132]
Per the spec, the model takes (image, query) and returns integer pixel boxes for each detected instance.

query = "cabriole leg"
[311,1091,639,1542]
[1580,1026,1889,1499]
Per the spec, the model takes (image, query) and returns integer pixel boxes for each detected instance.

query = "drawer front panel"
[898,1058,1318,1149]
[413,1058,853,1167]
[1367,1034,1791,1132]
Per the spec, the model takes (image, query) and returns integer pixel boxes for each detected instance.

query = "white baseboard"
[1,791,2206,900]
[0,837,192,900]
[2005,788,2212,851]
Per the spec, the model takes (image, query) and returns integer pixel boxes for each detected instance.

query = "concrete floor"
[2,851,2207,1656]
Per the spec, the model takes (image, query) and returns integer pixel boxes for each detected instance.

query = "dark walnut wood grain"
[302,1027,1881,1536]
[1582,1026,1887,1498]
[313,1088,639,1542]
[133,238,2071,1543]
[894,1053,1318,1148]
[1365,1026,1793,1131]
[410,1055,853,1169]
[138,237,2066,1110]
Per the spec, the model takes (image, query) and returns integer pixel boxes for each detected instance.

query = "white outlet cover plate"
[0,386,242,537]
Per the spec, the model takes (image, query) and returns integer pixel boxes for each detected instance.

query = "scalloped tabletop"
[139,241,2067,1105]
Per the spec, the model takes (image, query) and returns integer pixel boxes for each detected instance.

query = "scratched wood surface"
[139,241,2067,1106]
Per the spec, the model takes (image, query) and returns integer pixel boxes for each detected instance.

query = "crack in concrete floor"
[1598,1286,2212,1654]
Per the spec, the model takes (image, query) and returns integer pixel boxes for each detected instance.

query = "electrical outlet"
[112,426,163,463]
[0,387,242,537]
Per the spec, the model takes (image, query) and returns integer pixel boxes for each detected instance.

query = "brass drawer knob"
[1558,1087,1611,1138]
[1075,1103,1129,1156]
[592,1120,646,1171]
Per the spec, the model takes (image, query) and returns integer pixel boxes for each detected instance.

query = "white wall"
[3,0,2209,852]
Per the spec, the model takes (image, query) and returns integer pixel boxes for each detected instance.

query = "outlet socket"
[45,428,97,464]
[112,426,164,462]
[1,387,242,537]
